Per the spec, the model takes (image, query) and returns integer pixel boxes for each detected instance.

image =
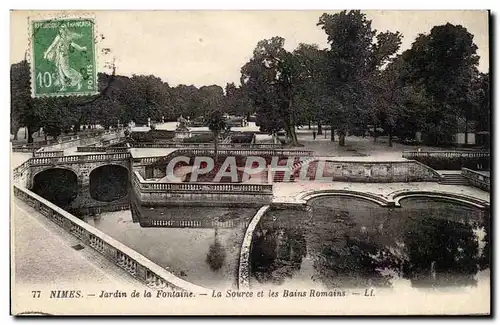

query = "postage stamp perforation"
[27,11,99,98]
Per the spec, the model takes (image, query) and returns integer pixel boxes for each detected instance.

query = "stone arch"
[89,164,129,202]
[31,167,79,207]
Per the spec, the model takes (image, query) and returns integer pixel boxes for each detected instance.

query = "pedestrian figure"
[313,130,317,140]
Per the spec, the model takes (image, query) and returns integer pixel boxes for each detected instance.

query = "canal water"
[83,195,489,293]
[84,206,257,290]
[249,197,490,292]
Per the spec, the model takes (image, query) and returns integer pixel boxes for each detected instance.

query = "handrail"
[13,185,211,294]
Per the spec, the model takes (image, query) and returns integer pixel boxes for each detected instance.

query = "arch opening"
[89,165,129,202]
[32,168,78,208]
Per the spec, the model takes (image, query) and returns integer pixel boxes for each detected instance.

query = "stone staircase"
[439,172,470,186]
[272,157,317,183]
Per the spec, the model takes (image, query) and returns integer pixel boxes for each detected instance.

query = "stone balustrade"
[33,150,64,158]
[77,146,129,153]
[29,153,131,166]
[134,171,272,194]
[131,142,283,149]
[462,168,490,192]
[132,148,313,167]
[13,185,211,294]
[403,150,490,159]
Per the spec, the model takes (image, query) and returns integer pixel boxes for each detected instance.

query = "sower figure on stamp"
[43,24,87,92]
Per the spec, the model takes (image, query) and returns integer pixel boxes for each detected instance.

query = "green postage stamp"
[30,17,97,97]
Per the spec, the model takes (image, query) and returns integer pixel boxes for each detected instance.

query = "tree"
[225,82,254,119]
[371,55,406,146]
[10,60,41,143]
[401,23,480,146]
[317,10,402,146]
[292,44,329,134]
[207,110,227,160]
[241,36,301,146]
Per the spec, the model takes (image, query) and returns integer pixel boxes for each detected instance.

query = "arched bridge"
[17,153,131,211]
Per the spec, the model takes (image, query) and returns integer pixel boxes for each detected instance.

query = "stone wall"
[132,171,273,207]
[238,205,270,290]
[294,159,441,183]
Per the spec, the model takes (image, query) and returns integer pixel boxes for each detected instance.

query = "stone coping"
[238,205,270,290]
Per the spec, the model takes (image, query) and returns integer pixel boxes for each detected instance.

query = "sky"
[10,10,489,88]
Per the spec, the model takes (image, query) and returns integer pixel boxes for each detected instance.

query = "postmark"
[30,17,97,98]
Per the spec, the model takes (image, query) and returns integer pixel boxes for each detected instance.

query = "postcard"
[10,9,490,316]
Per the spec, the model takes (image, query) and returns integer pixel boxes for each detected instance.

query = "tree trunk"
[338,130,346,147]
[214,133,219,162]
[308,120,311,130]
[330,125,335,142]
[12,126,19,140]
[27,125,34,144]
[388,132,393,147]
[464,117,468,146]
[74,122,80,135]
[289,125,299,146]
[24,127,27,139]
[317,123,323,135]
[373,122,377,143]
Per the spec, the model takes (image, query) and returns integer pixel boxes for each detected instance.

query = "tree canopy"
[11,12,489,147]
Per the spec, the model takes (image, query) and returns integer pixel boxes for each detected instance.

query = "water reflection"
[85,194,257,289]
[250,197,489,290]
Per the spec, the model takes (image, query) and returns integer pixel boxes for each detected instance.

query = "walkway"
[293,128,476,159]
[12,196,145,289]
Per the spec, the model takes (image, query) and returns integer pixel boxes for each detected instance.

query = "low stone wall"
[238,205,270,290]
[462,168,490,192]
[33,149,64,158]
[77,146,129,153]
[131,142,283,149]
[12,161,31,188]
[42,130,125,151]
[29,152,131,167]
[294,159,441,182]
[132,171,273,207]
[13,185,210,294]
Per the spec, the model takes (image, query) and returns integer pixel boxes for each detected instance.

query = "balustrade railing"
[13,185,210,294]
[131,142,283,149]
[77,146,129,153]
[133,171,273,194]
[29,152,131,166]
[403,150,490,159]
[33,150,64,158]
[462,168,490,192]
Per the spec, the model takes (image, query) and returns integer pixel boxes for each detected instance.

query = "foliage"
[241,36,301,145]
[11,14,489,149]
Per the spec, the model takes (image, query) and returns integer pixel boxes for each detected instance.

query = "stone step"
[272,170,294,183]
